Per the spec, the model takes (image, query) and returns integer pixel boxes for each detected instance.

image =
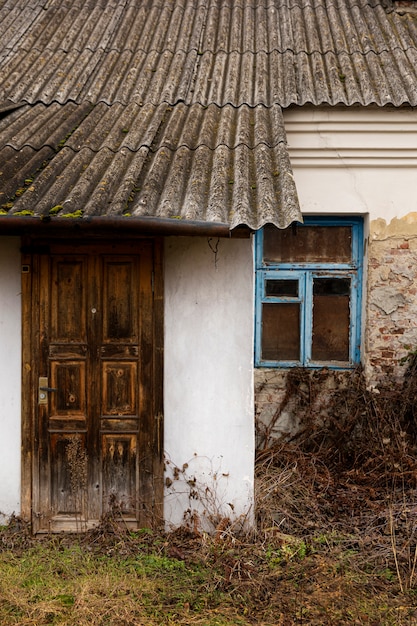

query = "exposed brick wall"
[255,368,353,450]
[365,235,417,383]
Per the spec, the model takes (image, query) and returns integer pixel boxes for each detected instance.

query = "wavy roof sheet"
[0,102,298,229]
[1,0,417,107]
[1,0,416,229]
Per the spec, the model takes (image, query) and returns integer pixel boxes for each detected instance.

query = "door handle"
[39,377,57,405]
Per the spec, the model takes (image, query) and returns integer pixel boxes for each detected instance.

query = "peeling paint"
[371,213,417,240]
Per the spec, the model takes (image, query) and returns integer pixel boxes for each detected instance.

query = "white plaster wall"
[0,238,21,521]
[164,236,254,529]
[283,106,417,222]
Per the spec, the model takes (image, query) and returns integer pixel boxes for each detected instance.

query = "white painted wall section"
[0,238,21,521]
[283,106,417,221]
[164,237,254,529]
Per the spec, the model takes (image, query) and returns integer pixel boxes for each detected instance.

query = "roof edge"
[0,215,231,237]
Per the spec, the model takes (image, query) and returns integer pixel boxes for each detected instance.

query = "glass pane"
[265,279,298,297]
[263,224,352,264]
[312,278,350,361]
[262,303,300,361]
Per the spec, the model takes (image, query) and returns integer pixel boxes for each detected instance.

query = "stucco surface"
[163,236,255,527]
[0,238,21,519]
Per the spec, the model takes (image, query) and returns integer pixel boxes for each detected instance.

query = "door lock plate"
[39,377,49,405]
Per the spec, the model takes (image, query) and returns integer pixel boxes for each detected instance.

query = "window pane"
[263,224,352,264]
[312,278,350,361]
[265,279,298,297]
[262,303,300,361]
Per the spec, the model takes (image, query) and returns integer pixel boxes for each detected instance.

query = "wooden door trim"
[21,237,164,530]
[151,239,164,524]
[21,243,35,521]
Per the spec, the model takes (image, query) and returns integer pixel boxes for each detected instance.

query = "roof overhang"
[0,215,233,237]
[0,102,302,232]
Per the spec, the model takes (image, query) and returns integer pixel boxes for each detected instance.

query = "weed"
[65,437,88,531]
[265,537,308,567]
[164,455,240,534]
[377,567,396,582]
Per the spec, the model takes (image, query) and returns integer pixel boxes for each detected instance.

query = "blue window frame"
[255,217,363,368]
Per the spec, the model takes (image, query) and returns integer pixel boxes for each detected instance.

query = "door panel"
[102,434,137,516]
[50,433,88,530]
[102,258,138,342]
[52,362,86,416]
[102,362,137,415]
[31,242,161,533]
[50,258,88,342]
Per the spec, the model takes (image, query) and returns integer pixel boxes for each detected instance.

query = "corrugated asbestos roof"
[1,0,416,230]
[0,102,298,229]
[2,0,417,108]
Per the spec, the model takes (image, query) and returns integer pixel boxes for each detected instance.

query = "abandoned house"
[1,0,417,531]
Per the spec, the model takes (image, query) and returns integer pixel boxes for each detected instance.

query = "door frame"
[20,236,164,531]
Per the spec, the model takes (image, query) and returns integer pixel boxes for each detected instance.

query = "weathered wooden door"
[25,241,163,533]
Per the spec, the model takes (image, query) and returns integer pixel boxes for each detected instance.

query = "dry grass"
[2,364,417,624]
[1,506,417,624]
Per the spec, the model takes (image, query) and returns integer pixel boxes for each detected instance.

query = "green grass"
[1,527,417,625]
[0,538,249,625]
